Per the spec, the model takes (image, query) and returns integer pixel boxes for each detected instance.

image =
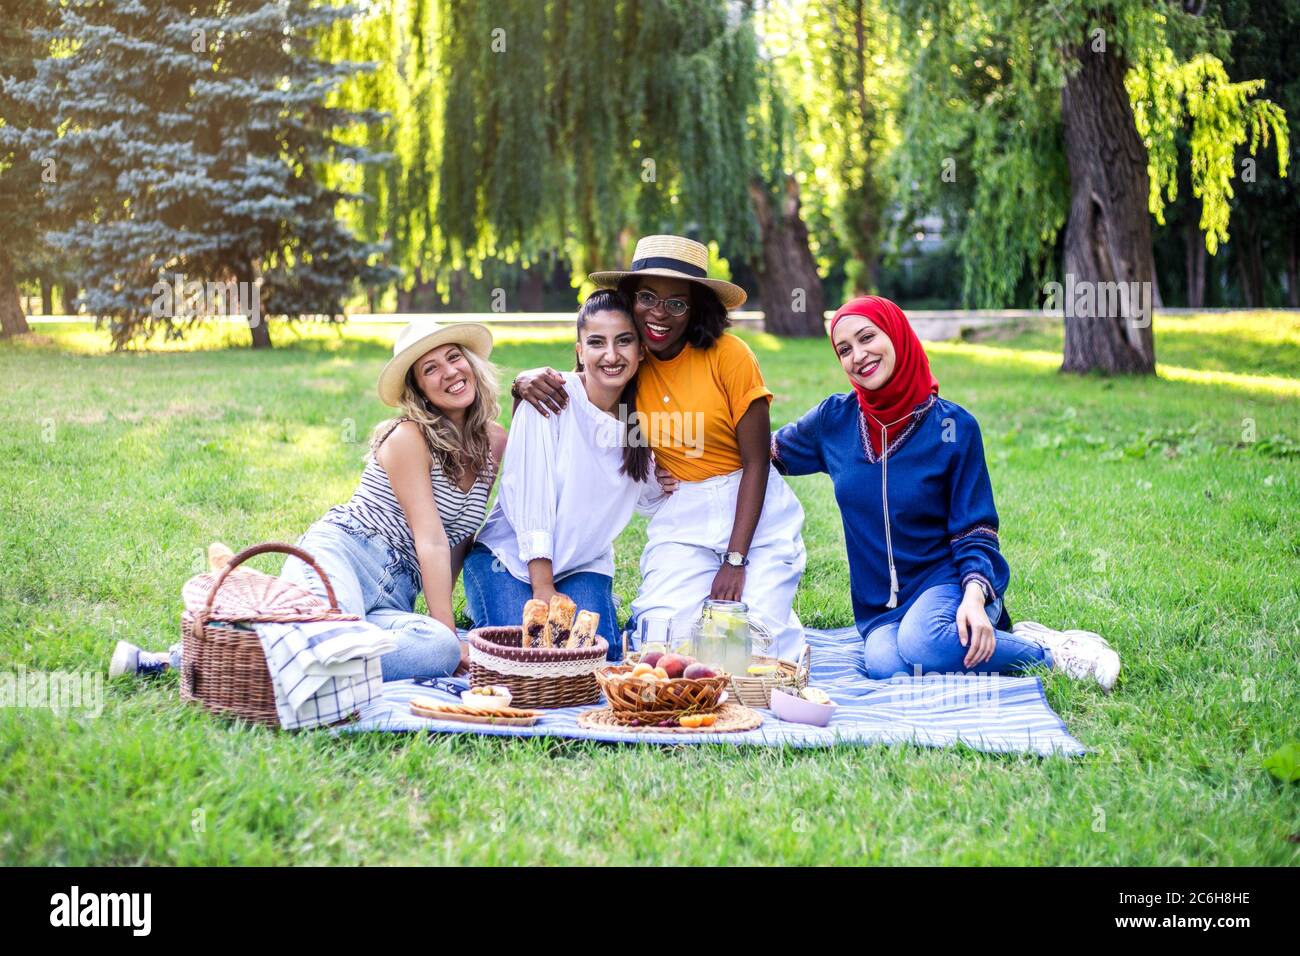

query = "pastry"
[545,594,576,648]
[569,610,600,648]
[522,599,548,648]
[410,697,541,720]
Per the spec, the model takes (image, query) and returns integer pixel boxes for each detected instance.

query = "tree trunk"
[240,258,271,349]
[1287,220,1299,308]
[748,175,826,336]
[1235,211,1265,306]
[1184,214,1207,308]
[0,247,31,337]
[62,281,78,314]
[1059,41,1157,374]
[518,266,545,311]
[40,279,53,316]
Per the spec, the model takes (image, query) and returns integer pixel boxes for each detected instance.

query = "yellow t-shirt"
[633,333,773,482]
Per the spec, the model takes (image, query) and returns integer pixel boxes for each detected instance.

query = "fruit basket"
[595,663,731,722]
[467,626,608,709]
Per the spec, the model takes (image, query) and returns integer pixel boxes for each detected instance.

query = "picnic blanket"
[338,626,1087,757]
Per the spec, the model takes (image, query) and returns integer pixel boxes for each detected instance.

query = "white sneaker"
[108,641,171,679]
[1013,621,1120,692]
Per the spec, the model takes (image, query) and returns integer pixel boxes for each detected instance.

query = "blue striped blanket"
[337,627,1086,757]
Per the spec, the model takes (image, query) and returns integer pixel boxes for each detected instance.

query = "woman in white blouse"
[464,289,664,659]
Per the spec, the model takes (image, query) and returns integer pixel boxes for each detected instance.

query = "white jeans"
[629,464,808,660]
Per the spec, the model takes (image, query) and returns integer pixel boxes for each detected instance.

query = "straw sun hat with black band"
[589,235,746,310]
[377,320,494,407]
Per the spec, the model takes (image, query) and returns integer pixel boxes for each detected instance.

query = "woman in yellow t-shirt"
[512,235,808,660]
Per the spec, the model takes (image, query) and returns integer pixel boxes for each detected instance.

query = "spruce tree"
[8,0,390,348]
[0,0,64,336]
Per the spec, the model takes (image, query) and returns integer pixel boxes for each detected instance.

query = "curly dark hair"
[617,275,731,350]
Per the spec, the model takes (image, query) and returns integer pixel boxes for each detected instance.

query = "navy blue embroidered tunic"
[772,393,1009,639]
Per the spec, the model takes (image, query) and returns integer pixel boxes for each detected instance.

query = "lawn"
[2,313,1297,865]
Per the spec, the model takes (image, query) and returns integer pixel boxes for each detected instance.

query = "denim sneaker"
[109,641,171,678]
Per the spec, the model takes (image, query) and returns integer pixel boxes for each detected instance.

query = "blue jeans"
[862,583,1052,679]
[462,543,624,661]
[277,516,463,680]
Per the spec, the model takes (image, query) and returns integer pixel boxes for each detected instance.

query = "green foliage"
[755,0,902,294]
[1263,743,1300,784]
[1130,52,1289,254]
[0,0,68,284]
[891,0,1288,306]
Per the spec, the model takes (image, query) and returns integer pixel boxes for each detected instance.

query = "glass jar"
[690,599,753,676]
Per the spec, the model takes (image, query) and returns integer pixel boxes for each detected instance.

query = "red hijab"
[829,296,939,456]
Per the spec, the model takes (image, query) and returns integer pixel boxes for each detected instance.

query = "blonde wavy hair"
[369,347,501,484]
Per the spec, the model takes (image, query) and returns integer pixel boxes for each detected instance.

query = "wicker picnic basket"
[727,645,812,708]
[594,663,732,720]
[180,542,359,727]
[467,626,609,709]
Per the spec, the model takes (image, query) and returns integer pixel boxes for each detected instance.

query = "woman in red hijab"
[771,296,1121,689]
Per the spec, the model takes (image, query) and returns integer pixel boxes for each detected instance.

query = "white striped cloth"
[255,619,396,730]
[338,627,1086,757]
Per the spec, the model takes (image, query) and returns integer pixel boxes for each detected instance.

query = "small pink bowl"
[769,687,837,727]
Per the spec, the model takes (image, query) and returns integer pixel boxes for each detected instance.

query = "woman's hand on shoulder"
[513,367,568,417]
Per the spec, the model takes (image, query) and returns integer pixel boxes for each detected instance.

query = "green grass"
[2,314,1298,865]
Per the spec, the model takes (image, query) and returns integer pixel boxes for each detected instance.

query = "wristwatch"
[722,551,749,568]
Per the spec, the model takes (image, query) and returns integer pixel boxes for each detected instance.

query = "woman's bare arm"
[710,399,771,601]
[377,422,456,632]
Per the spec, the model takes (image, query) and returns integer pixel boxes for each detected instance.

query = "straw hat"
[589,234,747,310]
[377,320,493,407]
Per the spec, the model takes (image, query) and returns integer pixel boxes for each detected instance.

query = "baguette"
[569,610,600,648]
[545,594,577,648]
[522,599,548,648]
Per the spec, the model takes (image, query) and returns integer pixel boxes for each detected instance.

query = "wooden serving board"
[409,700,542,726]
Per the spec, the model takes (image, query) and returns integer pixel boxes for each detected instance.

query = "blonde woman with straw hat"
[511,235,808,661]
[111,320,506,681]
[271,320,507,678]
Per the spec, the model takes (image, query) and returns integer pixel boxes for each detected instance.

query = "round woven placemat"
[578,701,762,734]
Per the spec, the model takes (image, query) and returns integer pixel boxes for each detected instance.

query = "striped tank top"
[323,421,494,574]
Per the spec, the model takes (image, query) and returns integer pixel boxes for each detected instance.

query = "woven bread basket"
[467,626,608,709]
[595,663,731,715]
[180,542,359,727]
[727,645,812,708]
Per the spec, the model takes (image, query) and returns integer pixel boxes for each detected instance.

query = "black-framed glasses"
[411,676,467,696]
[635,289,689,317]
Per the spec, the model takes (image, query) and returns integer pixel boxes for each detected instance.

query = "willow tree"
[759,0,901,296]
[893,0,1287,374]
[323,0,445,307]
[434,0,759,286]
[327,1,761,310]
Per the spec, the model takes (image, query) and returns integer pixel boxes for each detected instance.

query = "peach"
[683,662,717,680]
[641,650,665,668]
[659,654,690,679]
